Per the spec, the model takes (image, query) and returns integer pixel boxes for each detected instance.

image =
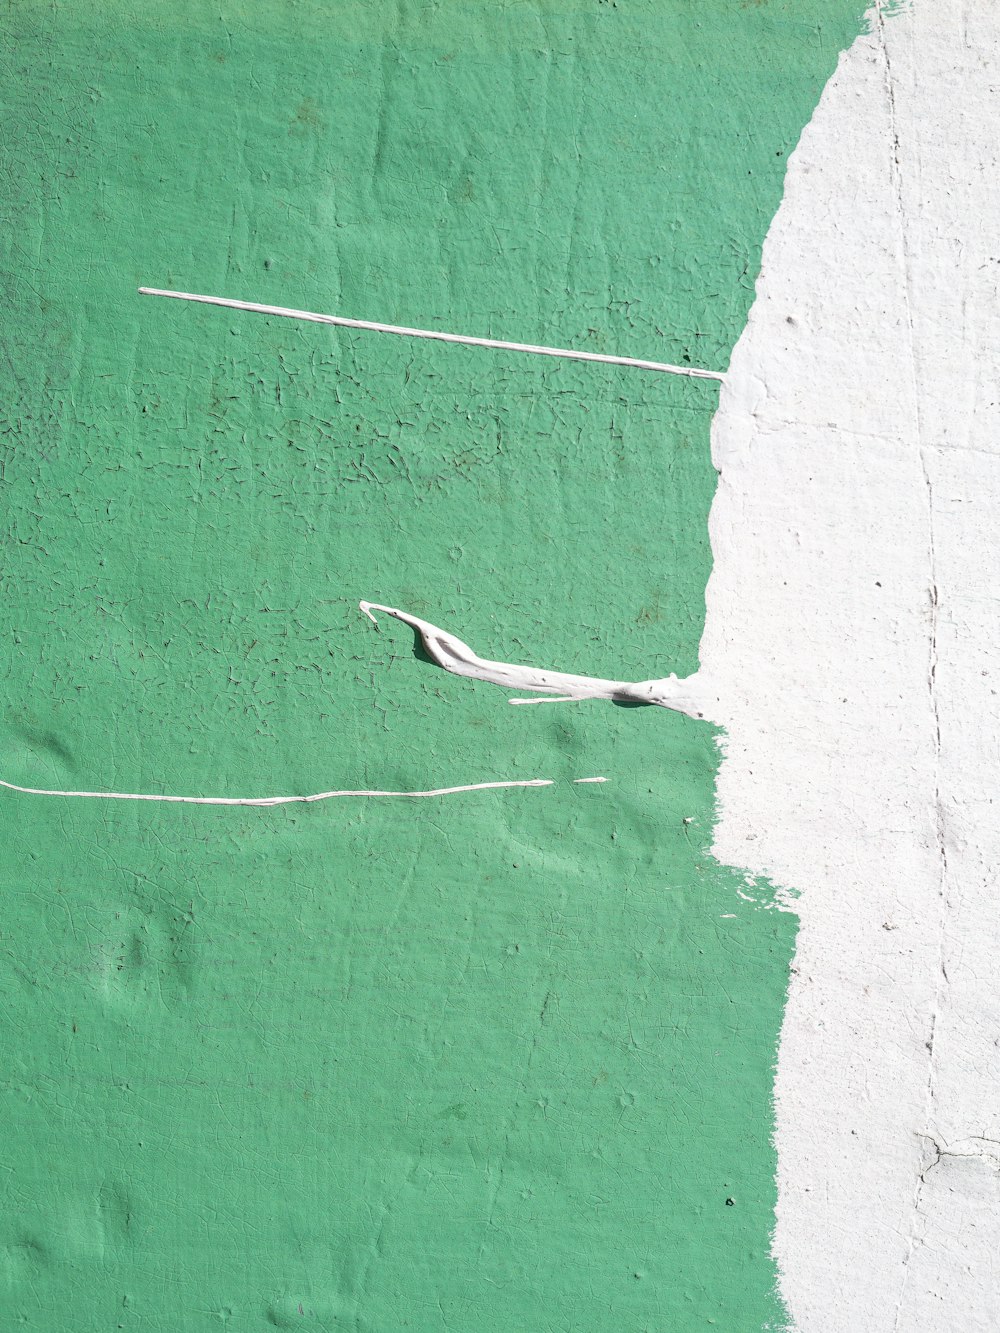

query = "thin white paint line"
[138,287,726,382]
[360,600,709,719]
[0,775,605,807]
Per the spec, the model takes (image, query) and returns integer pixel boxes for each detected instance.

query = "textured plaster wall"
[703,2,1000,1328]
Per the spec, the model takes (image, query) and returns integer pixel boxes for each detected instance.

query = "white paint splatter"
[700,2,1000,1326]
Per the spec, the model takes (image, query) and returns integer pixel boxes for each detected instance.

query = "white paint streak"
[0,775,605,807]
[699,2,1000,1326]
[138,287,725,381]
[360,600,708,717]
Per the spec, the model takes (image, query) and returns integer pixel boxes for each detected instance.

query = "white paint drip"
[138,287,725,381]
[0,774,606,806]
[360,600,709,718]
[700,2,1000,1327]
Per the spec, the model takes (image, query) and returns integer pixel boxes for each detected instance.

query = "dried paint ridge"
[361,601,709,717]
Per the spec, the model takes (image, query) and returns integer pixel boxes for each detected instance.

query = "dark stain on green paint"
[0,2,864,1328]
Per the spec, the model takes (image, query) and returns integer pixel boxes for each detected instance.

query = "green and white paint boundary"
[6,0,997,1326]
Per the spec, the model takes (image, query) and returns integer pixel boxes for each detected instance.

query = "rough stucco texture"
[0,3,862,1329]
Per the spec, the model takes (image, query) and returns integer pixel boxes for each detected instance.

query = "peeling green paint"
[0,3,864,1328]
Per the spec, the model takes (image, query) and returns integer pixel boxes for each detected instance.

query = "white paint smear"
[360,600,707,716]
[699,2,1000,1327]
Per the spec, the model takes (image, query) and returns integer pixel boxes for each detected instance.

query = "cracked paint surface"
[703,2,1000,1326]
[0,2,865,1329]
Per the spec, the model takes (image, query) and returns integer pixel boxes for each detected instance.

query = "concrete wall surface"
[3,2,998,1330]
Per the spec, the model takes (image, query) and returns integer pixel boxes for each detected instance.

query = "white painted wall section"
[697,3,1000,1328]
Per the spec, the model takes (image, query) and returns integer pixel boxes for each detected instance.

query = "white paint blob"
[360,600,708,716]
[699,2,1000,1327]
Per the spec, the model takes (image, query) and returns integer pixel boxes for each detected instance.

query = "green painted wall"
[0,3,863,1328]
